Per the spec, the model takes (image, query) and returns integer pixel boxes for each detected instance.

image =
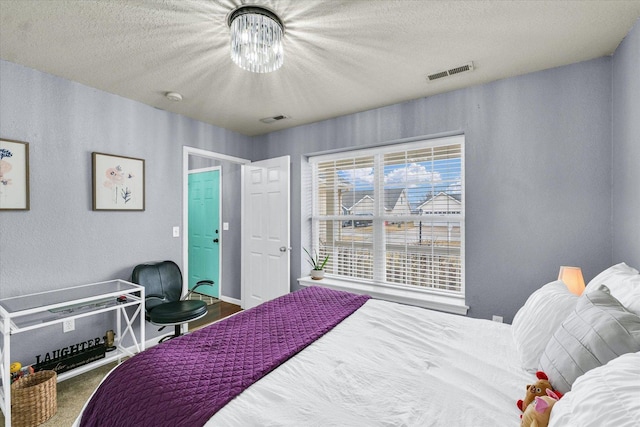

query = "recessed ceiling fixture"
[426,61,475,82]
[165,92,183,101]
[227,5,284,73]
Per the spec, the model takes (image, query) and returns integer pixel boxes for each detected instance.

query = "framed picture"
[92,152,145,211]
[0,139,30,210]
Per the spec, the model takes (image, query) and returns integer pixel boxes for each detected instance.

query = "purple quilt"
[80,286,370,427]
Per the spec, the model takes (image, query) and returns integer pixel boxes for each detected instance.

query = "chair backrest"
[131,261,183,310]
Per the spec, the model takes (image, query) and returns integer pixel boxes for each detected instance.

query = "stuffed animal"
[520,388,560,427]
[517,371,561,413]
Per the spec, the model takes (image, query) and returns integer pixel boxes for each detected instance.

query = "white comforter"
[209,299,531,426]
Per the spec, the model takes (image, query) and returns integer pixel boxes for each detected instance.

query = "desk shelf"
[0,279,145,427]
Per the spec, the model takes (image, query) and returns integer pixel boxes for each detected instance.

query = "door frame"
[182,146,250,303]
[188,166,221,297]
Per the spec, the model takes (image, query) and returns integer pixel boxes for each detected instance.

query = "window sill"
[297,276,468,315]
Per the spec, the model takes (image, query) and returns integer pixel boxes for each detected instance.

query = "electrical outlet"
[492,315,503,323]
[172,226,180,237]
[63,318,75,333]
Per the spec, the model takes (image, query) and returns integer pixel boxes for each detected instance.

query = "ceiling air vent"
[260,115,289,124]
[427,61,474,82]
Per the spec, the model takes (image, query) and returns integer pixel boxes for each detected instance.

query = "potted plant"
[304,247,329,280]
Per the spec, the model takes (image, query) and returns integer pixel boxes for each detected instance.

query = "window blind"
[309,135,465,294]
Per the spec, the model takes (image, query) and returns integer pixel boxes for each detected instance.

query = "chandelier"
[227,5,284,73]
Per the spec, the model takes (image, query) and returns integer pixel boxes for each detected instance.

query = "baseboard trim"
[221,295,241,306]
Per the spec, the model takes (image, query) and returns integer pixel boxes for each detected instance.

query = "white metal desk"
[0,280,145,426]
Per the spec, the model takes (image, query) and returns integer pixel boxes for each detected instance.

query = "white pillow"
[539,285,640,394]
[511,280,579,372]
[586,262,638,290]
[585,262,640,316]
[549,352,640,427]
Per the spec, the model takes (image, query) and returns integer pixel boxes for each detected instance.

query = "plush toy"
[517,371,562,413]
[520,388,561,427]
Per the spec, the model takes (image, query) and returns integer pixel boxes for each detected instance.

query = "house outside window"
[307,135,466,313]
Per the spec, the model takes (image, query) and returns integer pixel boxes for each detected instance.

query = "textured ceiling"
[1,0,639,136]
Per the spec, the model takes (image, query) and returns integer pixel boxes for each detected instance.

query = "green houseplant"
[304,247,329,280]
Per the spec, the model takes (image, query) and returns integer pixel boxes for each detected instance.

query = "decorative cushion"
[511,280,579,372]
[549,352,640,427]
[585,262,640,316]
[539,286,640,394]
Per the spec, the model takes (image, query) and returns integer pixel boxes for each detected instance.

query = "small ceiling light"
[227,5,284,73]
[165,92,183,102]
[260,114,289,124]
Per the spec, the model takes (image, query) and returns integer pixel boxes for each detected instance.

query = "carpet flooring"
[1,300,241,426]
[0,362,116,427]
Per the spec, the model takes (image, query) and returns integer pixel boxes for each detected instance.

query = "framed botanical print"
[92,152,145,211]
[0,139,30,210]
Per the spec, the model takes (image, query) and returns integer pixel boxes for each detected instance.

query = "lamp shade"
[558,266,585,295]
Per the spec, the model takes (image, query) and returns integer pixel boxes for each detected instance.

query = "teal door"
[188,169,220,297]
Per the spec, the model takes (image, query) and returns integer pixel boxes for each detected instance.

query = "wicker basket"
[11,370,57,427]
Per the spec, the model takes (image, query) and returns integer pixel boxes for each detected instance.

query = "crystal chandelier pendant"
[228,6,284,73]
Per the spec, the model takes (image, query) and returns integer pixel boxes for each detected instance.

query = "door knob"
[213,238,219,243]
[279,246,291,252]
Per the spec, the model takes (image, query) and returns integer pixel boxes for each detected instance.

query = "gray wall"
[0,60,254,360]
[257,58,614,323]
[612,19,640,267]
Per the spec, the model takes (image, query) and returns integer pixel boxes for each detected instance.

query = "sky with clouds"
[338,158,461,207]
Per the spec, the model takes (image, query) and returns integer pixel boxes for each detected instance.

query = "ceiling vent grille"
[427,61,474,82]
[260,114,289,124]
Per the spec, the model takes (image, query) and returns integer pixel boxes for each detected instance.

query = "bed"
[74,263,640,427]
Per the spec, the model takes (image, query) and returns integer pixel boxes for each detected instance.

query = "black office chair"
[131,260,212,342]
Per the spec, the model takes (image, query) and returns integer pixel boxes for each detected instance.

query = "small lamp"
[558,266,585,295]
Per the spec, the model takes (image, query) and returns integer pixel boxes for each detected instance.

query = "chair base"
[158,325,185,343]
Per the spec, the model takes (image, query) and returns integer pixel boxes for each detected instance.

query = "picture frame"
[92,152,145,211]
[0,138,30,210]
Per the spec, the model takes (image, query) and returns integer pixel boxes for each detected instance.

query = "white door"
[242,156,290,309]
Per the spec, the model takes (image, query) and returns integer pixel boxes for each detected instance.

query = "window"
[308,135,465,307]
